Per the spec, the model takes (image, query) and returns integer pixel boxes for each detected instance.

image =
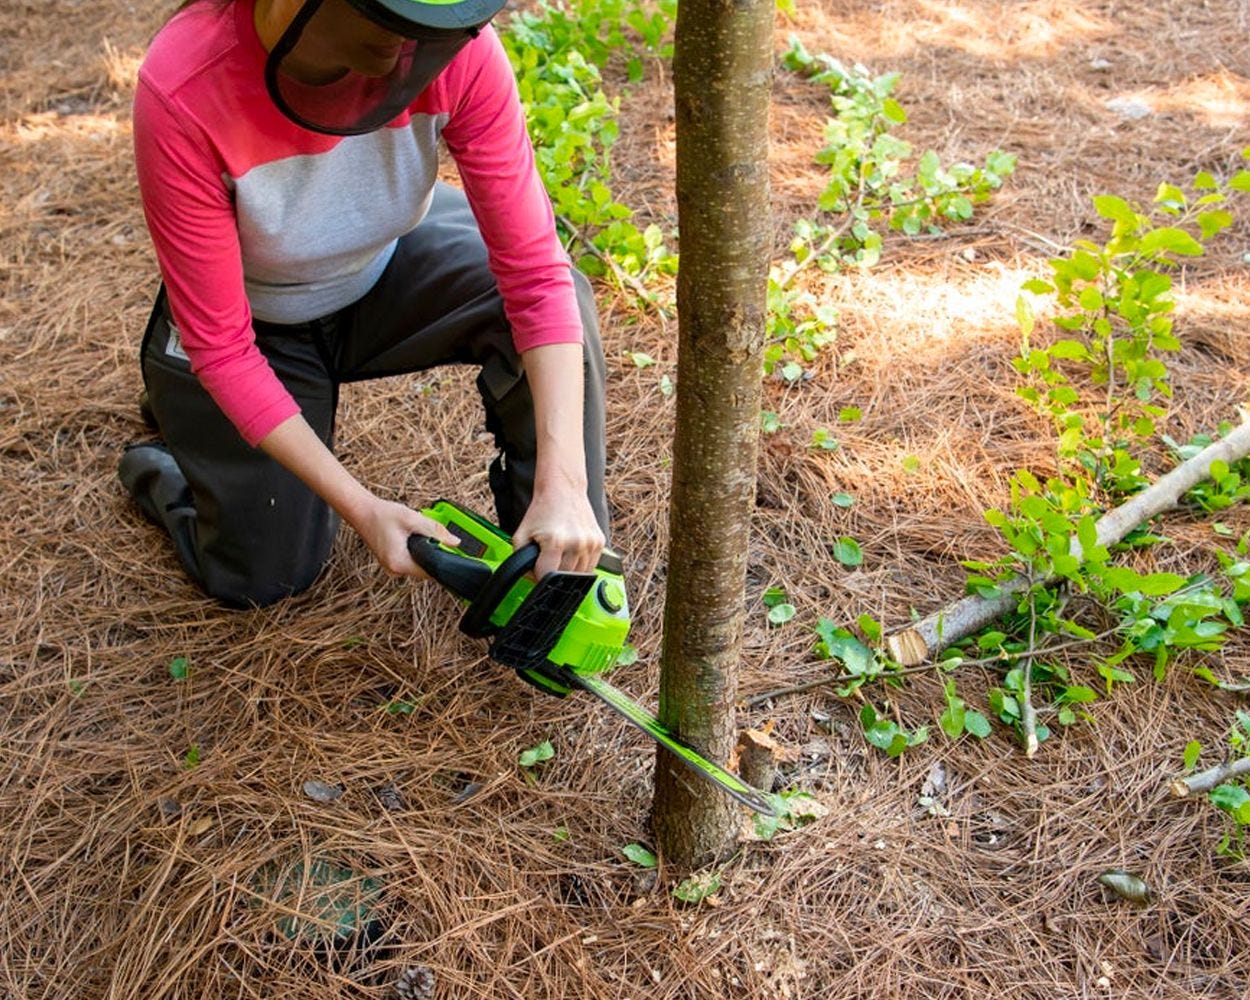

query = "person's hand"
[512,487,605,579]
[350,495,459,578]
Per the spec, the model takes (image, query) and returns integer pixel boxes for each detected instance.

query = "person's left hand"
[512,486,605,579]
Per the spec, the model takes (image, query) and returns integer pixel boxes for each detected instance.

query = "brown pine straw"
[3,1,1250,997]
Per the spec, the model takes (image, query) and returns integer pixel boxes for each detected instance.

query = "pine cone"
[394,966,435,1000]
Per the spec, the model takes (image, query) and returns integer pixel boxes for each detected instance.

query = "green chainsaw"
[408,499,775,816]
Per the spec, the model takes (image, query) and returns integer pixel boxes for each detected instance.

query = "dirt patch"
[2,1,1248,997]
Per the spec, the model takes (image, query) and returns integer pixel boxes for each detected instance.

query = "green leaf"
[169,656,189,682]
[768,603,797,626]
[818,627,875,675]
[553,826,570,842]
[1076,515,1098,553]
[1078,285,1104,312]
[1136,572,1188,596]
[621,843,657,868]
[901,454,921,473]
[1155,183,1187,210]
[762,586,788,608]
[810,428,840,451]
[964,710,992,739]
[628,352,655,368]
[760,410,782,433]
[183,745,200,769]
[831,491,855,508]
[672,871,722,903]
[1138,227,1204,257]
[1015,294,1035,337]
[1092,194,1136,223]
[839,406,863,422]
[832,537,864,567]
[1209,783,1250,816]
[885,732,910,757]
[881,97,907,124]
[940,701,966,740]
[1198,210,1234,240]
[857,613,882,643]
[614,644,639,667]
[1182,739,1202,770]
[752,810,783,842]
[519,740,555,768]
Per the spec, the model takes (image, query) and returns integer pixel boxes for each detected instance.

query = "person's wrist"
[534,457,588,495]
[336,483,380,531]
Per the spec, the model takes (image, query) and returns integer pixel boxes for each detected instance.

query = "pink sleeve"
[133,78,299,447]
[437,29,584,353]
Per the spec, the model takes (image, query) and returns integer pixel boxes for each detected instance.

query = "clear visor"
[265,0,482,136]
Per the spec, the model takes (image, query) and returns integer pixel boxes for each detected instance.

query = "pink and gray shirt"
[134,0,580,446]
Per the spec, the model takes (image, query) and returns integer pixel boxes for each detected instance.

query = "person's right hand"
[350,494,459,578]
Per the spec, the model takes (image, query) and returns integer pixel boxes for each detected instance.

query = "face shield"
[265,0,507,136]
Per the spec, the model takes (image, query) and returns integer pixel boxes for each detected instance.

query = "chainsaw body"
[410,500,631,695]
[408,499,775,816]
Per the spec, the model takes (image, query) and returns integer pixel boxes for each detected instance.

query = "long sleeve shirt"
[133,0,579,445]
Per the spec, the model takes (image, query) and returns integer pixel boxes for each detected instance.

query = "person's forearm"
[258,414,374,522]
[521,341,588,496]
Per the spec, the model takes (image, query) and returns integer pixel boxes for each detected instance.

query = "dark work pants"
[138,183,608,607]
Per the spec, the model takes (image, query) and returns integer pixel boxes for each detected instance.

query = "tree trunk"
[652,0,773,867]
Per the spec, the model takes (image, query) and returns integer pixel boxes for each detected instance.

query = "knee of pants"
[193,492,341,609]
[199,532,337,609]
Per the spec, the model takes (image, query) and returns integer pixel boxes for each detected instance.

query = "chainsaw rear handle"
[406,535,493,602]
[406,533,542,636]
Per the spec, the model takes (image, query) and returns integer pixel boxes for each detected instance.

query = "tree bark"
[652,0,773,866]
[886,418,1250,666]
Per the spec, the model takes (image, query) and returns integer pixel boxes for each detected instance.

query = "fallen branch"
[1021,591,1040,757]
[1170,757,1250,797]
[886,417,1250,666]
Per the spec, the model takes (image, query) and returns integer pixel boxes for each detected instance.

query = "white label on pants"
[165,323,190,362]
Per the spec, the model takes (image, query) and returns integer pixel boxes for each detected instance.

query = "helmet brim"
[345,0,509,33]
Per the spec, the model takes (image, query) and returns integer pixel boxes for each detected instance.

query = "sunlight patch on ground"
[833,0,1112,63]
[844,261,1036,363]
[1172,279,1250,324]
[1106,72,1250,130]
[101,39,143,92]
[3,111,125,146]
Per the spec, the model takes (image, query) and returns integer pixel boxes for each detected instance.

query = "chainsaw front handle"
[459,542,541,637]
